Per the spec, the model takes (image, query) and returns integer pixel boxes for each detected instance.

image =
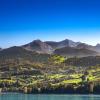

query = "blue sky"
[0,0,100,48]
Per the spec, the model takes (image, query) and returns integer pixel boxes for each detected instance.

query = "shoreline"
[1,91,100,95]
[1,92,100,96]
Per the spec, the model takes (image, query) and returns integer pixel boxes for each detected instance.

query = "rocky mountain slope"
[21,39,100,57]
[54,47,98,57]
[0,46,50,64]
[23,40,53,54]
[45,39,80,49]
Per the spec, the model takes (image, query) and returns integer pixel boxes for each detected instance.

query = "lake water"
[0,93,100,100]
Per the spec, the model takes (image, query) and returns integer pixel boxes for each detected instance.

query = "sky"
[0,0,100,48]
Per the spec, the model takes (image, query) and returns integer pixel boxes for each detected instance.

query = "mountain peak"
[96,44,100,47]
[33,39,42,43]
[62,38,72,41]
[31,39,43,46]
[23,39,53,54]
[60,39,81,47]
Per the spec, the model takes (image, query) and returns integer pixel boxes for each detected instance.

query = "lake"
[0,93,100,100]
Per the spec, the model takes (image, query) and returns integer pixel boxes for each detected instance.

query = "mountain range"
[22,39,100,57]
[1,39,100,57]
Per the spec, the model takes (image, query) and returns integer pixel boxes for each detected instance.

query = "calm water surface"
[0,93,100,100]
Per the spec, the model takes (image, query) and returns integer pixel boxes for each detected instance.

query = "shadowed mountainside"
[0,46,50,64]
[54,47,98,57]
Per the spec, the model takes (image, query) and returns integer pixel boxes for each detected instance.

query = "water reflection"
[0,93,100,100]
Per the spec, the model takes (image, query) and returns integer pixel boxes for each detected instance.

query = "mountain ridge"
[21,39,100,57]
[0,38,100,57]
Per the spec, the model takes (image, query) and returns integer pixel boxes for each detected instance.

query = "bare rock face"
[45,39,80,49]
[94,44,100,52]
[76,43,100,53]
[23,40,53,54]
